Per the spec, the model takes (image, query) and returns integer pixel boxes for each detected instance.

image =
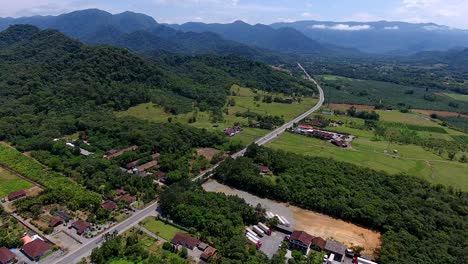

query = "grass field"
[0,167,33,198]
[443,93,468,102]
[140,217,186,241]
[267,131,468,191]
[116,85,318,145]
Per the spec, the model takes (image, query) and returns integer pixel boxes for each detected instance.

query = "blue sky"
[1,0,468,28]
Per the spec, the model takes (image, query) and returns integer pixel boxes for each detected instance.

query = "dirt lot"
[328,104,375,111]
[196,148,220,161]
[202,180,381,257]
[292,207,381,256]
[412,109,468,118]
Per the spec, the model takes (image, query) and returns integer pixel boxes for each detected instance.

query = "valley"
[0,7,466,264]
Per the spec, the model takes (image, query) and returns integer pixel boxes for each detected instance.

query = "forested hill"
[0,9,288,63]
[0,25,315,148]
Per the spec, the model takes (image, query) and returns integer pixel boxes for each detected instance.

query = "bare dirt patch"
[202,180,381,257]
[292,207,381,256]
[328,104,375,111]
[196,148,220,161]
[413,109,468,118]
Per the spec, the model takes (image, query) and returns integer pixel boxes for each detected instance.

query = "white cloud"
[310,24,373,31]
[384,26,400,30]
[395,0,468,28]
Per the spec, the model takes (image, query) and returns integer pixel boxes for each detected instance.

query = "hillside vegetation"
[214,145,467,264]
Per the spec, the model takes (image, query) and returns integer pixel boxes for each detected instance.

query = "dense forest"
[214,145,467,264]
[159,181,269,263]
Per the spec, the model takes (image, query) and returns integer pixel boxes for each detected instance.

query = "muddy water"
[202,180,381,256]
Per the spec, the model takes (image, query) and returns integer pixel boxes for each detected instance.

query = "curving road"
[51,63,323,263]
[195,63,324,180]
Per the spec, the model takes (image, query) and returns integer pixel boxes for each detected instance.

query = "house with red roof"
[48,216,64,227]
[0,247,16,264]
[200,246,217,262]
[101,200,117,211]
[119,194,136,204]
[7,190,26,201]
[171,233,200,250]
[289,230,314,254]
[21,239,51,261]
[70,220,92,235]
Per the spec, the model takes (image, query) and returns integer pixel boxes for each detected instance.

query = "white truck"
[252,225,265,237]
[258,222,272,235]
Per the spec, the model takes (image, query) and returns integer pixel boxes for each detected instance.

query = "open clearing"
[140,217,186,241]
[267,127,468,191]
[328,103,375,111]
[203,180,381,256]
[442,93,468,102]
[0,167,34,198]
[412,109,468,118]
[196,148,220,161]
[116,85,318,145]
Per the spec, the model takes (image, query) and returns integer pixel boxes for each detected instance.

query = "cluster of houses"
[104,145,138,160]
[171,233,217,262]
[223,126,242,137]
[293,125,353,148]
[0,233,52,263]
[285,230,377,264]
[124,153,161,176]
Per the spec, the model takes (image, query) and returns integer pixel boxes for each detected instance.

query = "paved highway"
[194,63,324,181]
[51,201,159,264]
[53,63,323,263]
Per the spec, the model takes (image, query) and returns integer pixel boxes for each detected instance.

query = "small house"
[7,190,26,201]
[21,239,51,261]
[258,165,270,174]
[71,220,91,235]
[119,194,136,204]
[135,160,158,173]
[55,211,71,222]
[101,200,117,211]
[200,246,217,262]
[0,247,16,264]
[311,236,326,250]
[171,233,200,250]
[325,240,347,262]
[48,216,64,227]
[289,231,314,254]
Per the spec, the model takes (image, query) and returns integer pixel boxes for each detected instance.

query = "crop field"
[116,85,318,145]
[0,167,33,198]
[319,75,468,113]
[140,217,186,241]
[268,133,468,191]
[443,93,468,102]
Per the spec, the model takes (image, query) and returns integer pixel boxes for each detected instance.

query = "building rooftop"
[101,200,117,211]
[0,247,16,264]
[21,239,50,260]
[71,220,91,235]
[48,216,64,227]
[8,190,26,201]
[325,240,347,255]
[171,233,200,249]
[290,230,314,246]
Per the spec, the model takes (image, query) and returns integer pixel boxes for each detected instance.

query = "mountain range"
[0,9,287,62]
[271,21,468,54]
[1,9,468,58]
[0,9,354,60]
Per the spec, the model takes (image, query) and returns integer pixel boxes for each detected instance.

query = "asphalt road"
[51,201,159,264]
[194,63,324,181]
[53,63,323,263]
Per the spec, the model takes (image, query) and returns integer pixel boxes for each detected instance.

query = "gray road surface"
[50,201,158,264]
[193,63,324,181]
